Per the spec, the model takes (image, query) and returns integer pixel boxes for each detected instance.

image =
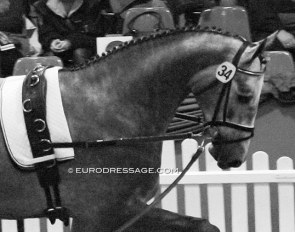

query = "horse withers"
[0,28,276,232]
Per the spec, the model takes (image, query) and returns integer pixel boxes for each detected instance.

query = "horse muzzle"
[208,141,245,170]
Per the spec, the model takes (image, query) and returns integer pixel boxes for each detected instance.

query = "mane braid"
[60,26,247,72]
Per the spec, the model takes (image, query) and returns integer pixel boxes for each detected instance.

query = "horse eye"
[237,94,253,103]
[261,57,267,64]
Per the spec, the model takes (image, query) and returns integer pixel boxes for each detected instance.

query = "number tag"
[216,62,236,83]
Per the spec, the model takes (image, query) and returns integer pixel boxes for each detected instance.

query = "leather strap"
[22,65,69,226]
[22,65,57,168]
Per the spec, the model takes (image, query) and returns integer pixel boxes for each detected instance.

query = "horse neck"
[59,32,241,140]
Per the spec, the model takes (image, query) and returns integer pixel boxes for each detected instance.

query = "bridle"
[201,41,266,145]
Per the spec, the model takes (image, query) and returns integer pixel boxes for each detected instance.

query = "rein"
[114,141,206,232]
[50,131,206,149]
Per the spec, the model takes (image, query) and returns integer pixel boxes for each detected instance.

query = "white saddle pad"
[0,67,75,169]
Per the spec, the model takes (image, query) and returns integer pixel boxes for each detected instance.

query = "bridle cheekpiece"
[203,41,266,145]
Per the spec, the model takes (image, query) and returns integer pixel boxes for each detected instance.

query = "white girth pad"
[0,67,74,169]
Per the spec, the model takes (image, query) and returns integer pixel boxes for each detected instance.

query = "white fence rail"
[1,139,295,232]
[160,140,295,232]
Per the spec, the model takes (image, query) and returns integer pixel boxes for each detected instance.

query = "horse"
[0,27,276,232]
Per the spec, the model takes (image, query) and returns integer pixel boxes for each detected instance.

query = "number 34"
[217,65,233,80]
[216,62,236,83]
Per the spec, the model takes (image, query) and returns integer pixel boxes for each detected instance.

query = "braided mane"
[61,26,247,72]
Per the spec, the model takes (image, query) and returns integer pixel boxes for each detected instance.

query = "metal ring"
[30,74,40,87]
[47,208,55,212]
[45,159,56,169]
[34,119,46,133]
[40,139,52,152]
[23,99,32,113]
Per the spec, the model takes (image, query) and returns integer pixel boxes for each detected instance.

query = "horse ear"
[250,31,279,60]
[255,30,279,50]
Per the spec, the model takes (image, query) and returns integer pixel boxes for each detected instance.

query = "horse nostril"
[229,160,242,168]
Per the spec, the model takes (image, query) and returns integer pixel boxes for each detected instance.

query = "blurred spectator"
[237,0,282,41]
[165,0,217,16]
[0,0,33,77]
[238,0,295,58]
[109,0,151,13]
[164,0,219,26]
[276,0,295,57]
[108,1,177,32]
[33,0,109,66]
[237,0,295,103]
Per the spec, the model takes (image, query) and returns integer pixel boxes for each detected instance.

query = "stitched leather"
[22,65,60,185]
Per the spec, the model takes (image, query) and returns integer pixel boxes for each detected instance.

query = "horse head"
[190,32,278,169]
